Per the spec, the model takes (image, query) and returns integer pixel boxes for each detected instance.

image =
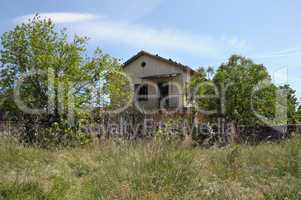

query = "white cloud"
[14,12,249,58]
[14,12,99,24]
[253,47,301,60]
[70,19,249,58]
[272,47,301,56]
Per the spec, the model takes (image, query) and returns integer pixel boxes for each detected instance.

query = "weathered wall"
[124,55,192,110]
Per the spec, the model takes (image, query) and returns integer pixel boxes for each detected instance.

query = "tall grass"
[0,137,301,199]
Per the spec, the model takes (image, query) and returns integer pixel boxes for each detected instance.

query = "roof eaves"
[123,50,196,73]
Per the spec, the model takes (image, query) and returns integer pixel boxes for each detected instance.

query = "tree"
[0,15,125,145]
[189,67,218,117]
[213,55,277,139]
[279,84,299,124]
[296,104,301,123]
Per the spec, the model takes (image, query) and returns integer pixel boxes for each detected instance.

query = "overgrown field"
[1,137,301,200]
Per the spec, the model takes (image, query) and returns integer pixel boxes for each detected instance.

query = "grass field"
[0,137,301,200]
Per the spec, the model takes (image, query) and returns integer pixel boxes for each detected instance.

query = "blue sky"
[1,0,300,98]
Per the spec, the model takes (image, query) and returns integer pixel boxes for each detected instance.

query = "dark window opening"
[158,82,169,108]
[135,84,148,101]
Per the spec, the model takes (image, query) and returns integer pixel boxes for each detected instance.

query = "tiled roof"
[123,50,195,73]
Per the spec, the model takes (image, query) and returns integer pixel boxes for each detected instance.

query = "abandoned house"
[123,50,195,113]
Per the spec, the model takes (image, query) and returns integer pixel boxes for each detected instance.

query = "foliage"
[190,56,301,145]
[279,84,300,124]
[296,105,301,123]
[213,55,277,127]
[189,67,218,117]
[0,15,126,146]
[104,66,132,111]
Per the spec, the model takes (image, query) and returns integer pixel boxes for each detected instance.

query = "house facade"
[123,51,195,113]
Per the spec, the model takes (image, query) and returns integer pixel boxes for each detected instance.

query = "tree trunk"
[229,122,241,144]
[234,122,241,144]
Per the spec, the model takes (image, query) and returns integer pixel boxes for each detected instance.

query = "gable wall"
[124,55,184,84]
[124,55,193,109]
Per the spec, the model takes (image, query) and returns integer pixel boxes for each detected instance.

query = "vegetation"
[213,55,277,126]
[0,15,300,146]
[0,14,301,200]
[0,137,301,199]
[190,56,301,132]
[297,106,301,123]
[0,15,130,146]
[279,84,300,124]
